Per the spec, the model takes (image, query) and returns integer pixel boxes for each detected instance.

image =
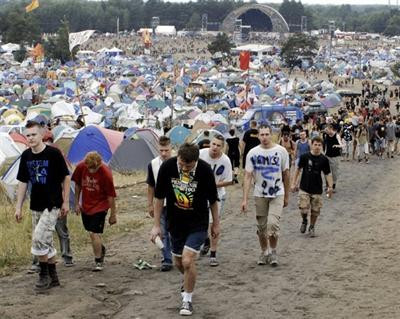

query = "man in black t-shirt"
[241,120,260,168]
[15,121,70,290]
[150,143,219,316]
[291,136,333,237]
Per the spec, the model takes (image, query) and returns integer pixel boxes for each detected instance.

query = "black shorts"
[81,211,107,233]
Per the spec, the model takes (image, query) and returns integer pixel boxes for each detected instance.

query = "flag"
[68,30,96,52]
[26,0,39,13]
[239,51,250,71]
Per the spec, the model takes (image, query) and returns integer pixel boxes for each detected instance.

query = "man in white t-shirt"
[241,124,290,267]
[146,136,173,272]
[199,135,233,267]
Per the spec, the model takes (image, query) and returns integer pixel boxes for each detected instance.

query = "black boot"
[35,262,50,290]
[48,263,60,287]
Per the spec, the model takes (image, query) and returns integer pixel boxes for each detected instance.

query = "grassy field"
[0,171,147,276]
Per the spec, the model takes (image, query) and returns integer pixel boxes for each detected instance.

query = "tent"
[166,125,191,145]
[0,133,22,166]
[67,125,123,164]
[109,128,159,172]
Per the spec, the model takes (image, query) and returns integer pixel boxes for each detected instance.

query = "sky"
[264,0,396,4]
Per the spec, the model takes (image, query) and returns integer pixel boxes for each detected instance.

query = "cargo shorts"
[254,195,284,238]
[298,190,323,216]
[31,208,60,258]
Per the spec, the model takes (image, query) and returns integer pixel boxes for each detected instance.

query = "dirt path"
[1,156,400,319]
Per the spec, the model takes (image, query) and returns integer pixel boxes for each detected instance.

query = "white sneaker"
[93,262,103,272]
[179,301,193,316]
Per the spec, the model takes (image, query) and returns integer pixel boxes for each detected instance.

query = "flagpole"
[66,19,86,127]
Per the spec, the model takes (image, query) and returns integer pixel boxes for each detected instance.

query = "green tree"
[280,33,318,70]
[44,19,73,63]
[391,62,400,79]
[186,12,201,31]
[13,44,27,63]
[1,10,41,45]
[384,15,400,36]
[207,33,234,55]
[279,0,305,31]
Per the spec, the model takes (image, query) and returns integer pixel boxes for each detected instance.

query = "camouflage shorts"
[31,208,60,258]
[298,190,323,216]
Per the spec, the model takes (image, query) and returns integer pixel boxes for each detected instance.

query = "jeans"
[160,207,172,265]
[32,215,73,265]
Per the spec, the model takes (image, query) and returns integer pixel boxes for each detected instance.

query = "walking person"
[385,116,396,159]
[15,120,70,290]
[241,124,290,267]
[355,121,370,163]
[241,120,260,169]
[150,143,219,316]
[146,136,173,271]
[294,130,311,167]
[71,151,117,271]
[199,135,233,266]
[291,136,334,237]
[226,128,240,183]
[323,124,342,191]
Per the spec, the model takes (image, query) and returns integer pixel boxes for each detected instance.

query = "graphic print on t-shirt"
[82,175,100,192]
[213,164,225,176]
[27,160,49,184]
[250,152,281,196]
[171,178,198,210]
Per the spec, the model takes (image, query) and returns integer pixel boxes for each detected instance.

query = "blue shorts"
[170,231,207,257]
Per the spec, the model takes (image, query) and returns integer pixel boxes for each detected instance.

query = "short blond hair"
[84,151,102,169]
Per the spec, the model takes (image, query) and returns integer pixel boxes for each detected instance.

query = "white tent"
[0,133,21,166]
[1,43,20,53]
[51,101,76,118]
[155,25,176,36]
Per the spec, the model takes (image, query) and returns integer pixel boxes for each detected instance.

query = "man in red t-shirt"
[72,151,117,271]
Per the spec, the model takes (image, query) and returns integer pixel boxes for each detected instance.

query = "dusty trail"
[1,156,400,319]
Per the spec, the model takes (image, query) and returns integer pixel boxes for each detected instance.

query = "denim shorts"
[170,231,208,257]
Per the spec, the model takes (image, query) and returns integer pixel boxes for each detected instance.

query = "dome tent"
[67,125,123,164]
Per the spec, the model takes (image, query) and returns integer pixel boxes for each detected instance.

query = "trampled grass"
[0,171,147,276]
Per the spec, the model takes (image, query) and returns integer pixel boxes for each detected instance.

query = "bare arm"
[216,181,233,188]
[74,183,81,213]
[291,167,302,191]
[147,185,155,217]
[326,174,334,198]
[60,175,71,217]
[210,201,220,238]
[150,198,164,242]
[108,196,117,225]
[282,169,290,207]
[241,170,253,213]
[15,182,28,222]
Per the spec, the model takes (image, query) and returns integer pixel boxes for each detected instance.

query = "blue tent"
[67,125,123,164]
[166,126,191,145]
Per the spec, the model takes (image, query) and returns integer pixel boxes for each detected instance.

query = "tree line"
[1,0,400,46]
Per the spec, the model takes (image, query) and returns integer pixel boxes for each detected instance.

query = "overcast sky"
[263,0,396,4]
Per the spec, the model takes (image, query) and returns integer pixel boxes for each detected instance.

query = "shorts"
[298,190,323,216]
[254,196,284,237]
[81,211,107,233]
[375,138,386,150]
[31,208,60,258]
[170,231,208,257]
[209,196,225,224]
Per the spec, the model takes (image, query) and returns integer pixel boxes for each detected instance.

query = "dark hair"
[258,124,272,132]
[25,120,42,129]
[178,143,199,162]
[158,135,170,146]
[203,130,210,137]
[213,134,225,145]
[311,136,324,144]
[229,128,235,136]
[250,120,257,127]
